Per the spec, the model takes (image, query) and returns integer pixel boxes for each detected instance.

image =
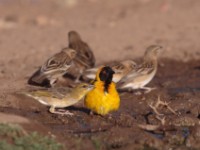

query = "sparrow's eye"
[49,60,57,65]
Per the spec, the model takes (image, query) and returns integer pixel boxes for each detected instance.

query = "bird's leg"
[55,110,74,116]
[126,88,142,95]
[75,69,84,83]
[49,106,56,113]
[141,87,156,93]
[127,88,132,92]
[134,91,142,95]
[75,74,81,83]
[49,106,74,116]
[89,110,94,116]
[57,108,68,112]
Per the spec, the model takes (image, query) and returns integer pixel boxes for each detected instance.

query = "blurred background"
[0,0,200,86]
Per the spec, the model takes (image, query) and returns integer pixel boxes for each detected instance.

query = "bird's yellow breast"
[84,81,120,115]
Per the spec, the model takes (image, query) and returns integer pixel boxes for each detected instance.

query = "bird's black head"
[99,66,115,92]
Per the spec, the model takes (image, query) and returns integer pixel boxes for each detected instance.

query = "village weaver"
[84,66,120,116]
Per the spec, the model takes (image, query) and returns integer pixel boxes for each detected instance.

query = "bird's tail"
[15,90,34,98]
[82,68,98,80]
[28,69,50,86]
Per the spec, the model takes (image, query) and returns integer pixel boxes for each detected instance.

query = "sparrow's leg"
[75,74,81,83]
[75,69,84,83]
[141,87,156,93]
[49,107,74,116]
[126,88,142,95]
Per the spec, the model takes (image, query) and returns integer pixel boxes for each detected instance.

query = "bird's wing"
[117,70,139,86]
[135,62,155,75]
[82,67,98,80]
[29,51,73,85]
[111,62,127,73]
[41,51,72,74]
[117,63,155,87]
[30,87,72,99]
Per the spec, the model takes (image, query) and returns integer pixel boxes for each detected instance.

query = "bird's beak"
[88,84,94,89]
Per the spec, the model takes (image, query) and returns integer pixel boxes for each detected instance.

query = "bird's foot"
[74,74,82,83]
[142,87,156,94]
[89,110,94,116]
[75,79,81,83]
[53,109,74,116]
[134,91,142,95]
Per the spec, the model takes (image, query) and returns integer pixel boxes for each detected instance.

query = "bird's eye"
[49,60,56,65]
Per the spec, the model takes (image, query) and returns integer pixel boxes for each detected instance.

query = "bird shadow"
[27,69,51,87]
[194,66,200,70]
[63,73,76,80]
[65,106,90,115]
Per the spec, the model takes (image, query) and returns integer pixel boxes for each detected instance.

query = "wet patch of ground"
[0,59,200,150]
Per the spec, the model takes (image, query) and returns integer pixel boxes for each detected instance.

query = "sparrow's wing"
[117,70,139,84]
[117,62,155,87]
[29,50,73,84]
[111,62,127,73]
[82,67,98,80]
[135,62,155,75]
[41,51,72,74]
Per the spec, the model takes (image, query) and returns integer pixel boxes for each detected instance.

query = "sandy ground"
[0,0,200,149]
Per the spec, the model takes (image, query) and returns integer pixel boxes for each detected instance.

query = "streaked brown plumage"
[66,31,95,81]
[28,48,77,87]
[117,45,163,93]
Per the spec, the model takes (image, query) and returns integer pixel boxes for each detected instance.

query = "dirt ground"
[0,0,200,149]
